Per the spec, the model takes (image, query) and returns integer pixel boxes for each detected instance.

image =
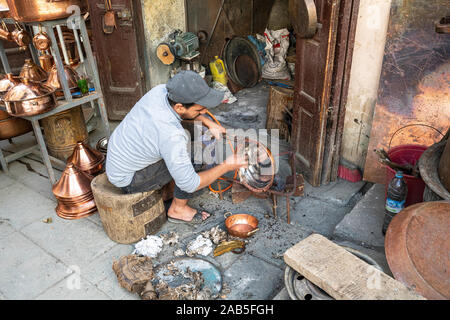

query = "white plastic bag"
[262,28,291,80]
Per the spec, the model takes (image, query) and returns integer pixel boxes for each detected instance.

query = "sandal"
[167,210,211,225]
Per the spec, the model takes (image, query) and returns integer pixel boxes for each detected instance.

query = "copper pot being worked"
[236,138,276,193]
[3,78,57,117]
[6,0,84,22]
[19,58,48,83]
[67,141,105,176]
[45,63,80,97]
[224,212,259,238]
[52,162,97,220]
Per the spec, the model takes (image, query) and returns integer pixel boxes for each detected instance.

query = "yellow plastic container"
[209,56,227,85]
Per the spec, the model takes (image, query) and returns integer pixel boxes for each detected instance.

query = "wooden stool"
[91,173,166,244]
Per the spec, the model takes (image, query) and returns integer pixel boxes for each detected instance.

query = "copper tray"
[385,201,450,299]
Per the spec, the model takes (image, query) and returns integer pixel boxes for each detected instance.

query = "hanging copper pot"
[39,53,54,73]
[3,78,57,117]
[0,73,20,98]
[32,26,51,51]
[67,141,105,176]
[45,63,80,97]
[19,58,48,83]
[11,22,31,47]
[52,162,97,220]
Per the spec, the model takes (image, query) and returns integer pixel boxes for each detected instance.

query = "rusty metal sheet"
[385,201,450,300]
[364,0,450,184]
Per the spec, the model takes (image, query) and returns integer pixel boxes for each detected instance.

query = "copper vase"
[52,162,97,220]
[19,58,48,83]
[67,141,105,176]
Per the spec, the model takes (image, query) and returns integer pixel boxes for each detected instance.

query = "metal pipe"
[56,25,69,65]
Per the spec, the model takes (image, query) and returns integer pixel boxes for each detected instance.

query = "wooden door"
[291,0,341,186]
[88,0,147,120]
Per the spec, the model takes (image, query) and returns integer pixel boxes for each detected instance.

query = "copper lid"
[45,63,80,91]
[385,201,450,299]
[19,58,48,83]
[52,162,94,200]
[67,141,105,175]
[3,77,55,102]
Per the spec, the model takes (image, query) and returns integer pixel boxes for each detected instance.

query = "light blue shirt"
[105,84,200,193]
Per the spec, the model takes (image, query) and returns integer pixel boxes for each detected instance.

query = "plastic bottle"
[382,171,408,235]
[209,56,227,85]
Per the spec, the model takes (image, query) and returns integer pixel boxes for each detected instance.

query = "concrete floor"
[0,83,390,300]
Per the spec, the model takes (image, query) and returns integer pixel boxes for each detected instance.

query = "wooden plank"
[284,234,426,300]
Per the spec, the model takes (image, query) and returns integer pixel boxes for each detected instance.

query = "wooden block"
[284,234,426,300]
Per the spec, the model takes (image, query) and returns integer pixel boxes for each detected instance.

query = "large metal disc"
[289,0,318,38]
[385,201,450,299]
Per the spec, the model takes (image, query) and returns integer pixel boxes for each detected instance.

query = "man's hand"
[224,153,248,171]
[208,122,226,140]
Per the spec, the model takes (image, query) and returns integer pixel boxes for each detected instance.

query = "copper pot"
[45,63,80,97]
[67,141,105,176]
[3,78,57,117]
[224,212,259,238]
[19,58,48,83]
[52,162,97,220]
[0,113,32,140]
[6,0,84,23]
[0,73,20,98]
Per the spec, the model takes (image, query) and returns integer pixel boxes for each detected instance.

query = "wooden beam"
[284,234,425,300]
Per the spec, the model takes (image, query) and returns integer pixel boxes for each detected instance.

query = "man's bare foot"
[167,198,210,222]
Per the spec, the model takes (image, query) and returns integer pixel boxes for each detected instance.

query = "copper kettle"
[19,58,48,83]
[45,62,80,97]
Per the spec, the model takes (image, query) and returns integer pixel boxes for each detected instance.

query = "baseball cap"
[166,70,224,108]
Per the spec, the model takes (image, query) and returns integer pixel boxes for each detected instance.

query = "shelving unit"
[0,15,110,186]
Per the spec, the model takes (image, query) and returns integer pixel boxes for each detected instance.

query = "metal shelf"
[0,15,110,186]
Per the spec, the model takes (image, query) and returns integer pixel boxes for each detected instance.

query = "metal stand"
[0,17,110,186]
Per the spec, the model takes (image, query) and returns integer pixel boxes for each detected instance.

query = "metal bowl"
[224,212,259,238]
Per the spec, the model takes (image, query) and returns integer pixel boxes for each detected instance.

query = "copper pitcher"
[39,53,54,73]
[19,58,48,83]
[67,141,105,176]
[11,22,31,47]
[45,63,80,97]
[32,26,51,51]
